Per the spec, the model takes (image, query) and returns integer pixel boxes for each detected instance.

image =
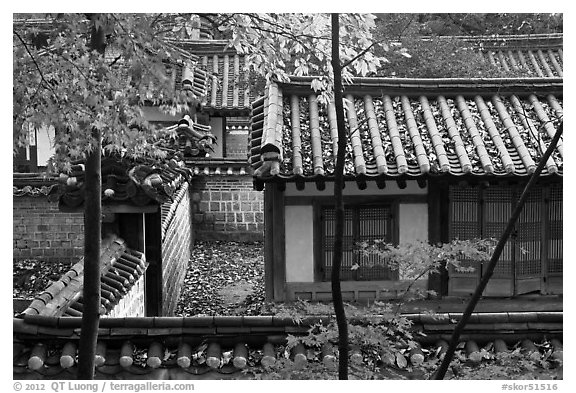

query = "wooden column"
[144,211,162,316]
[264,182,286,301]
[427,180,449,296]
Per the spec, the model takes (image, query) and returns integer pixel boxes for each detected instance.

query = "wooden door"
[482,185,515,296]
[546,183,563,294]
[515,186,544,294]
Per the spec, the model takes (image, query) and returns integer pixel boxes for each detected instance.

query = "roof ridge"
[13,311,563,336]
[283,76,563,86]
[431,33,563,41]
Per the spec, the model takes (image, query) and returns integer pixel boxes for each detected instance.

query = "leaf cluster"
[215,13,388,105]
[13,13,203,169]
[356,238,496,278]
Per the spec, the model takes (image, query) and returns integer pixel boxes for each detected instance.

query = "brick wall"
[107,274,146,317]
[13,196,84,262]
[190,175,264,242]
[161,183,193,316]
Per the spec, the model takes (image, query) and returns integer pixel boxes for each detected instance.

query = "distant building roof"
[463,33,563,77]
[167,40,254,114]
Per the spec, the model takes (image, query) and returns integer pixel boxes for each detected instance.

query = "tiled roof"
[21,235,147,317]
[250,77,563,186]
[56,156,192,209]
[468,34,563,78]
[13,312,562,379]
[164,115,217,158]
[168,40,254,113]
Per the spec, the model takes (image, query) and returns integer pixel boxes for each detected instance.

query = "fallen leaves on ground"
[13,259,74,300]
[175,241,272,316]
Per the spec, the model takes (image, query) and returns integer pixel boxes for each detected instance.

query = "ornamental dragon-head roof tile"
[249,77,563,189]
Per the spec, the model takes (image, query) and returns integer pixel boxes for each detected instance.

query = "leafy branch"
[13,30,58,102]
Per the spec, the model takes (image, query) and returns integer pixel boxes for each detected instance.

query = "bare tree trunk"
[77,18,105,380]
[331,13,349,380]
[433,122,563,380]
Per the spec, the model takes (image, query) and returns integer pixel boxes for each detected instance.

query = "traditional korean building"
[250,77,563,301]
[12,23,564,379]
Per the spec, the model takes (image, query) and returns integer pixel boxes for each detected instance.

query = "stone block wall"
[13,196,84,262]
[107,274,146,317]
[190,175,264,241]
[161,183,193,316]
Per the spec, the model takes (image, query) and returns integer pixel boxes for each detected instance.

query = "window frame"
[313,196,402,282]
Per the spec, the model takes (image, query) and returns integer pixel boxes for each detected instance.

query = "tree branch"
[13,30,58,101]
[341,41,379,69]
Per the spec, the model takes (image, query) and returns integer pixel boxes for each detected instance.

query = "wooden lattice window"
[448,183,562,296]
[320,204,397,281]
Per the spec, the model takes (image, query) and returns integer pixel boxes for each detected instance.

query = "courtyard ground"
[175,241,268,316]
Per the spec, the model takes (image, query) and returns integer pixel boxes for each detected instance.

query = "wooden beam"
[376,176,386,189]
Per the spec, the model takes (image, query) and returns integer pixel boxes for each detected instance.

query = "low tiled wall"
[161,183,193,316]
[107,274,146,318]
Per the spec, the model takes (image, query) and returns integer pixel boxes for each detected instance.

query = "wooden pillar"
[428,180,449,296]
[144,211,162,316]
[264,182,286,301]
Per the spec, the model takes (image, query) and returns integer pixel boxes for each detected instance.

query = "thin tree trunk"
[433,122,563,380]
[331,12,349,380]
[77,18,105,380]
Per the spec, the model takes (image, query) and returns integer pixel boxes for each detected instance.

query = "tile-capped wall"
[107,274,146,318]
[161,183,193,316]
